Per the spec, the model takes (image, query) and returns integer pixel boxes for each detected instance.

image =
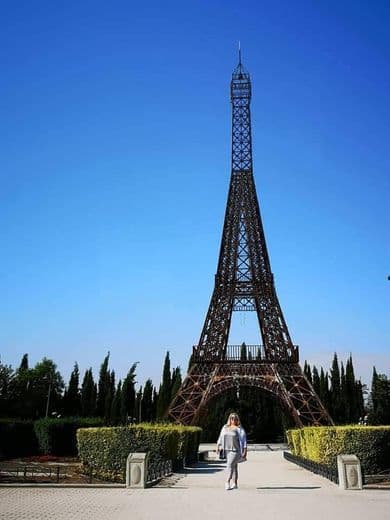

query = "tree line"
[303,353,390,425]
[0,351,180,425]
[1,350,389,439]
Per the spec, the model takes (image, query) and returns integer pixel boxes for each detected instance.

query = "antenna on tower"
[238,40,242,66]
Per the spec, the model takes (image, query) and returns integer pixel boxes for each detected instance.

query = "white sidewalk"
[1,450,389,520]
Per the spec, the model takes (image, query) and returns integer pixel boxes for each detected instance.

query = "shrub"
[0,419,38,459]
[286,425,390,473]
[77,423,202,482]
[34,417,104,456]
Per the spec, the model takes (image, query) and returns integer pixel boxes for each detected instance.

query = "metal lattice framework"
[168,54,333,427]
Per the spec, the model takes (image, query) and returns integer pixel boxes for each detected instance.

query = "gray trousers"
[226,451,241,482]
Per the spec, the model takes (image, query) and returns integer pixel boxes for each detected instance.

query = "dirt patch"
[0,457,107,484]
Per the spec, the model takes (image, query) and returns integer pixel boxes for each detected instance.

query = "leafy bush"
[0,419,38,459]
[77,423,202,482]
[286,425,390,473]
[34,417,104,456]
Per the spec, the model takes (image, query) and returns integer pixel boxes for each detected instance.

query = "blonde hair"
[226,412,241,426]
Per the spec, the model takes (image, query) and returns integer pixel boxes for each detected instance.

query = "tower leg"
[168,364,215,425]
[276,364,334,426]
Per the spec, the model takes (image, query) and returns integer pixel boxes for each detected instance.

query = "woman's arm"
[216,426,225,452]
[239,426,247,458]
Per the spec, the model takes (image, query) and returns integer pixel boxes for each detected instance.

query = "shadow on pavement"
[257,486,321,490]
[183,466,224,475]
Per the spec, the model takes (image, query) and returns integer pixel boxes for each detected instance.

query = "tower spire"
[233,42,248,78]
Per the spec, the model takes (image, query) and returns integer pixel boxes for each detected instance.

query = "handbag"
[218,449,226,460]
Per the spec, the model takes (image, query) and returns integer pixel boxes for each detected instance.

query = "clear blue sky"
[1,0,389,389]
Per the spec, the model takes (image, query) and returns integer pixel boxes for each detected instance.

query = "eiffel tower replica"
[168,52,333,427]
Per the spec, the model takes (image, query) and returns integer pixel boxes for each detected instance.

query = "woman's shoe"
[232,484,238,489]
[225,483,231,490]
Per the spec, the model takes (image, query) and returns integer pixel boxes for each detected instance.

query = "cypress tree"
[104,370,115,423]
[345,356,357,423]
[319,368,330,411]
[92,381,97,415]
[378,374,390,424]
[312,366,320,396]
[303,361,312,384]
[369,367,379,424]
[330,353,342,423]
[96,352,110,417]
[120,363,137,423]
[64,362,81,416]
[19,354,29,371]
[170,366,182,401]
[141,379,154,422]
[340,362,346,423]
[157,352,171,419]
[136,386,143,422]
[81,368,96,416]
[152,387,158,420]
[369,368,390,425]
[240,342,247,361]
[110,380,122,425]
[355,380,365,423]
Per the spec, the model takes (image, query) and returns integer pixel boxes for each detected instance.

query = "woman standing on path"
[217,413,247,490]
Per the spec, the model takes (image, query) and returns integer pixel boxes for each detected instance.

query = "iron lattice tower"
[168,54,333,427]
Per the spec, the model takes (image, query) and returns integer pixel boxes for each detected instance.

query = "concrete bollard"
[337,454,363,490]
[126,452,149,488]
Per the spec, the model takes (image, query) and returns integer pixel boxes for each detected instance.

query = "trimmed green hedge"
[34,417,104,456]
[287,426,390,473]
[0,419,38,459]
[77,423,202,482]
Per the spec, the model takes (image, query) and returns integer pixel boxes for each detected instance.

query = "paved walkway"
[1,449,389,520]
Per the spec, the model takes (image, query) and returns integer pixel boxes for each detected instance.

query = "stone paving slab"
[0,451,389,520]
